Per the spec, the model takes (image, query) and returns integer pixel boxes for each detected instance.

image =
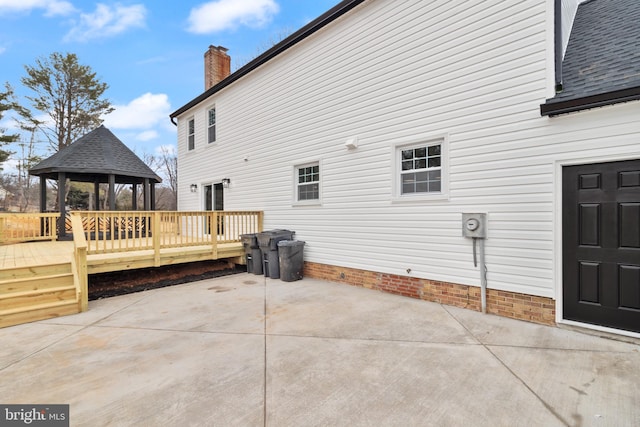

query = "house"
[170,0,640,337]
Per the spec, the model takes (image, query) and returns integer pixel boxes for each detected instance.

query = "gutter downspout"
[554,0,563,92]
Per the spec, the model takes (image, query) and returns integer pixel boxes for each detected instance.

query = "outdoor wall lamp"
[190,184,198,193]
[222,178,231,189]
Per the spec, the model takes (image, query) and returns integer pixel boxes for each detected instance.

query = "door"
[203,183,224,235]
[563,159,640,333]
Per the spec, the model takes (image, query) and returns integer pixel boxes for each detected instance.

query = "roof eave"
[169,0,367,122]
[540,86,640,117]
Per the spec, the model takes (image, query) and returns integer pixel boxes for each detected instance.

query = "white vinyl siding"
[177,0,640,299]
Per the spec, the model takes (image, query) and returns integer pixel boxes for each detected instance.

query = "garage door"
[563,159,640,334]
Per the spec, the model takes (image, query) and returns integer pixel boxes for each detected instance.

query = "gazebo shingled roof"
[30,125,162,184]
[29,125,162,238]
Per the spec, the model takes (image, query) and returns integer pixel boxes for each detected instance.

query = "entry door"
[204,183,224,234]
[563,160,640,333]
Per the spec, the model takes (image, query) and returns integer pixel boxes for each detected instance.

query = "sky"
[0,0,342,174]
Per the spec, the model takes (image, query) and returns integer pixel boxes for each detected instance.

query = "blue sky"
[0,0,342,172]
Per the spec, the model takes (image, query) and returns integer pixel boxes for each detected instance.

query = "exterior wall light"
[222,178,231,189]
[190,184,198,193]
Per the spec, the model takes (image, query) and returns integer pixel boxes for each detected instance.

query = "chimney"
[204,45,231,90]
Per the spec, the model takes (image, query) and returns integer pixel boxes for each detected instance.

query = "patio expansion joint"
[441,305,572,427]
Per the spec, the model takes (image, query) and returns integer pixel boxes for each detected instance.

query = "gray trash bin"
[278,240,305,282]
[257,229,294,279]
[240,233,262,275]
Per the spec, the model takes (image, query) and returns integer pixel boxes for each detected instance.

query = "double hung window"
[400,143,442,194]
[296,163,320,202]
[208,108,216,144]
[187,118,195,151]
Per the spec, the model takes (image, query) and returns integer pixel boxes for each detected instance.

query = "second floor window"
[188,118,195,151]
[208,108,216,144]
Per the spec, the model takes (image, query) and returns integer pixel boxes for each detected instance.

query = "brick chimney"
[204,45,231,90]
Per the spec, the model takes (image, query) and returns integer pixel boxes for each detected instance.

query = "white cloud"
[0,0,75,16]
[0,46,6,55]
[187,0,279,34]
[64,3,146,42]
[103,93,171,142]
[136,130,158,141]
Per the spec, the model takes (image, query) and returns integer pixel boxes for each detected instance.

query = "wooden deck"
[0,239,244,274]
[0,211,262,328]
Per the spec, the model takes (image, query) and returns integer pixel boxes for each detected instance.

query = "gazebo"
[29,125,162,238]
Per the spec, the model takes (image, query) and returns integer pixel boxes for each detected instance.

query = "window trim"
[187,117,195,151]
[391,135,449,203]
[293,160,322,206]
[207,106,216,144]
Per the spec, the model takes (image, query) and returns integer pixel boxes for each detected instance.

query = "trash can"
[240,233,262,275]
[278,240,305,282]
[257,229,294,279]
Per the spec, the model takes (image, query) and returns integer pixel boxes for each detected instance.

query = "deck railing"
[0,212,59,244]
[72,211,263,255]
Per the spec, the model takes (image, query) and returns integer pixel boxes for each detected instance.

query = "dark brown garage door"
[563,159,640,334]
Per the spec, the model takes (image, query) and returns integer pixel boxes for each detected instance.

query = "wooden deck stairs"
[0,261,81,328]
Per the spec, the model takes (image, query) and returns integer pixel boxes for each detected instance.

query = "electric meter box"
[462,213,487,239]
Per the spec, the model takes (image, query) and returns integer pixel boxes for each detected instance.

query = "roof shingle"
[29,125,162,183]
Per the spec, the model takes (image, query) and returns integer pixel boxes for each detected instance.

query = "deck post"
[153,211,161,266]
[211,211,218,258]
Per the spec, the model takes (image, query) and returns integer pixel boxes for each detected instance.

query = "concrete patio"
[1,274,638,426]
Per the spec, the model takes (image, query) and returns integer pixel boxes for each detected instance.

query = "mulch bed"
[88,260,246,300]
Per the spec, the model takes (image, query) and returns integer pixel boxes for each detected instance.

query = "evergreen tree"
[0,83,19,169]
[21,52,114,151]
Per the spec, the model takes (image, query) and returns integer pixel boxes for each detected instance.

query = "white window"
[400,143,441,194]
[295,162,320,202]
[208,107,216,144]
[394,137,448,201]
[187,118,195,151]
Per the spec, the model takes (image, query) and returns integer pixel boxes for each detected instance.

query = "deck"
[0,211,262,328]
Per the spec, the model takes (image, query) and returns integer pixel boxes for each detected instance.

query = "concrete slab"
[1,326,265,425]
[266,336,563,426]
[1,273,638,426]
[489,346,640,427]
[267,278,478,344]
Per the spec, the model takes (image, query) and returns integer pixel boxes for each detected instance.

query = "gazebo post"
[94,182,100,210]
[132,183,138,210]
[39,176,47,237]
[58,172,66,238]
[39,176,47,213]
[143,178,150,210]
[150,183,156,210]
[108,174,116,211]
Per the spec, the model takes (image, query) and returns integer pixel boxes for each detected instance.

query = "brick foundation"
[304,262,556,326]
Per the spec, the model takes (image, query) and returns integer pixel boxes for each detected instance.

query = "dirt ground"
[88,260,246,300]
